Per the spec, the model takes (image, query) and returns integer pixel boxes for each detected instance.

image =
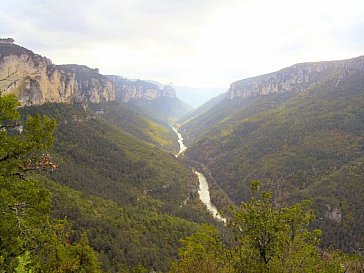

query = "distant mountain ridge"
[107,75,176,102]
[228,56,364,99]
[106,75,192,124]
[0,41,187,119]
[173,86,226,108]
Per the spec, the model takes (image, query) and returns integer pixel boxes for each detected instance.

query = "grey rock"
[228,56,364,99]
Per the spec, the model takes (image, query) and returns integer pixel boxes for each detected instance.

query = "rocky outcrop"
[0,43,115,105]
[0,42,181,106]
[58,64,115,103]
[108,75,176,102]
[228,56,364,99]
[325,205,342,223]
[0,38,15,44]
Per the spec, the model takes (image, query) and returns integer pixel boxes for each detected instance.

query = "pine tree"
[0,91,100,272]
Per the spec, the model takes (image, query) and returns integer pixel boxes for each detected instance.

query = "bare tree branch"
[0,122,21,130]
[0,66,19,95]
[10,202,29,241]
[0,66,18,82]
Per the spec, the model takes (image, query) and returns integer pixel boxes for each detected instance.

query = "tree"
[171,181,345,273]
[0,92,56,271]
[169,224,232,273]
[0,92,100,272]
[0,95,57,177]
[229,181,324,272]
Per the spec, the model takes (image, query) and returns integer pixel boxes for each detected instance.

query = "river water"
[173,126,226,222]
[172,127,187,157]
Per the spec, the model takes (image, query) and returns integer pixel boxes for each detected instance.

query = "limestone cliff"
[108,75,176,102]
[58,64,115,103]
[228,56,364,99]
[0,43,115,105]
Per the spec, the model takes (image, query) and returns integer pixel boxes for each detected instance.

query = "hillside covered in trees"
[1,40,363,272]
[16,101,216,272]
[181,56,364,253]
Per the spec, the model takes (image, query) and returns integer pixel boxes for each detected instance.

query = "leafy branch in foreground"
[171,180,361,273]
[0,93,100,272]
[0,94,57,178]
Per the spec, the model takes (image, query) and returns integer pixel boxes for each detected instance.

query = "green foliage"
[0,176,51,271]
[172,183,347,273]
[0,94,100,272]
[0,94,20,122]
[170,224,232,273]
[183,66,364,251]
[0,94,55,271]
[41,176,199,272]
[15,251,32,273]
[0,95,56,178]
[20,102,206,218]
[89,101,179,152]
[18,101,216,271]
[31,221,101,273]
[230,190,322,272]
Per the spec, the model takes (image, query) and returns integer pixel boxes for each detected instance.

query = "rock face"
[0,43,115,105]
[325,205,342,223]
[0,42,183,106]
[108,75,176,102]
[228,56,364,99]
[0,38,15,44]
[58,64,115,103]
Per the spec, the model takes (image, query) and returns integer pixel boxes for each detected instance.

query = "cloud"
[1,0,363,90]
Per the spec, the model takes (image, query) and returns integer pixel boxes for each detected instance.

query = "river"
[173,126,226,222]
[172,127,187,157]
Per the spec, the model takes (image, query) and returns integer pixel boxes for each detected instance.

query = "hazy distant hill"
[107,75,176,102]
[108,75,193,124]
[173,85,226,108]
[181,56,364,252]
[125,97,193,125]
[180,91,226,121]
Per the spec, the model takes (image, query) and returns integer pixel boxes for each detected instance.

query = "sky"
[1,0,364,99]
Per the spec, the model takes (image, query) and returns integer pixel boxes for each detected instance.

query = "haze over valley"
[1,1,363,272]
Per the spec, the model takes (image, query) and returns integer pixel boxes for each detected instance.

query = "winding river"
[173,126,226,222]
[172,127,187,157]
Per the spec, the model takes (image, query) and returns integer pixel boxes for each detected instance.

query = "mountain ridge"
[107,75,177,102]
[0,43,115,105]
[0,42,189,118]
[228,55,364,99]
[181,54,364,252]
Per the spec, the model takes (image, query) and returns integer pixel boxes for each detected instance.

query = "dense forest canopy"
[0,93,101,272]
[181,59,364,253]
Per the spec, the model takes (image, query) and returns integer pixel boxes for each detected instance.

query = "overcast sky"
[1,0,364,89]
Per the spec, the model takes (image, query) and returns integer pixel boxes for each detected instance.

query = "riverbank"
[173,126,226,222]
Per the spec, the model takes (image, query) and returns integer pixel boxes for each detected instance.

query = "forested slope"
[18,102,214,272]
[41,176,201,272]
[125,97,193,126]
[182,57,364,252]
